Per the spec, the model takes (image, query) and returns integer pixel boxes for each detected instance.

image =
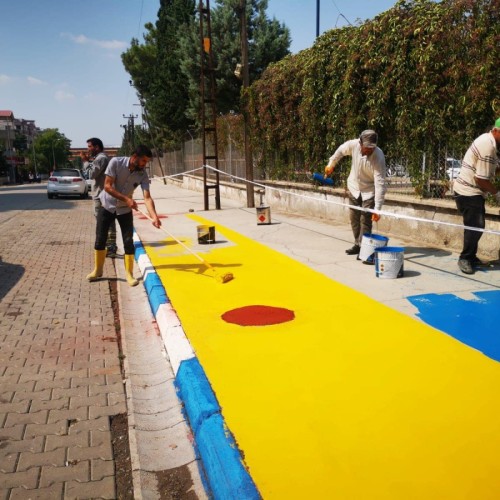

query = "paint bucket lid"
[376,246,404,253]
[363,233,389,242]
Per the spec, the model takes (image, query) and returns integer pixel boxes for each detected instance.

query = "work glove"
[371,213,381,222]
[324,165,333,177]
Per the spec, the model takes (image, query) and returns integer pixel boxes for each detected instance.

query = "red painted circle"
[222,305,295,326]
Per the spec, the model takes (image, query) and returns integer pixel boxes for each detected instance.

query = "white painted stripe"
[156,303,195,376]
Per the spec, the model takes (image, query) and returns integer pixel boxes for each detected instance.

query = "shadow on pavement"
[0,257,25,301]
[0,185,91,212]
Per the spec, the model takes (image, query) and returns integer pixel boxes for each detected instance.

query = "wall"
[166,174,500,261]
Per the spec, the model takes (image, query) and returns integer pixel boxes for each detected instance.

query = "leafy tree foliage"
[33,129,71,172]
[246,0,499,179]
[122,0,290,147]
[179,0,290,120]
[122,0,196,147]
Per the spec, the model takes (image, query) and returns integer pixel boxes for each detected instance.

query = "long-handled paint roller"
[136,208,234,284]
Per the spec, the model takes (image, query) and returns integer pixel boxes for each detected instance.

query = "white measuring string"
[153,164,500,237]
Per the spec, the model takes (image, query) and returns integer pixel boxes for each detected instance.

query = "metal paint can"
[197,225,215,244]
[375,247,405,278]
[359,233,389,264]
[256,206,271,225]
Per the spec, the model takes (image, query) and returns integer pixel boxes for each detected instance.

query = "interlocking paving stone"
[0,203,125,495]
[10,482,64,499]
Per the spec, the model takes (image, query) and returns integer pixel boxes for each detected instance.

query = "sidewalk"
[0,189,206,500]
[131,178,500,499]
[0,202,125,498]
[2,181,499,498]
[139,178,500,314]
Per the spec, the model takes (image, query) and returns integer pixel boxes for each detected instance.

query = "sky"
[1,0,399,148]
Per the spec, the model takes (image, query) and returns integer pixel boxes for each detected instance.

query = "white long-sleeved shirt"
[327,139,387,210]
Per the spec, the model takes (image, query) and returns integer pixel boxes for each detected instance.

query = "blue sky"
[1,0,399,148]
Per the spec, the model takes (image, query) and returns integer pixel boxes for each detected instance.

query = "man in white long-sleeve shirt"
[325,129,387,255]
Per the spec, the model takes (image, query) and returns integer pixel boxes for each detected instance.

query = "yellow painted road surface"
[144,214,500,499]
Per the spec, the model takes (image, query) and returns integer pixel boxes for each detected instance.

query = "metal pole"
[51,143,56,169]
[240,0,255,208]
[316,0,320,37]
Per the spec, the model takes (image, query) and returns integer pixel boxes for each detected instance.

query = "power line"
[329,0,354,27]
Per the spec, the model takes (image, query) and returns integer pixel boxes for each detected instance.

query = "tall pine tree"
[122,0,290,144]
[122,0,196,146]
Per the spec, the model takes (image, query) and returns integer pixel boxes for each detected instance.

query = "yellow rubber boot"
[86,249,106,282]
[124,254,139,287]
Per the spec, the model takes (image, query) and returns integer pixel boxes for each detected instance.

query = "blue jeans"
[454,194,485,261]
[95,208,134,255]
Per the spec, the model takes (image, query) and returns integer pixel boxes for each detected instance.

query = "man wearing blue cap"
[453,118,500,274]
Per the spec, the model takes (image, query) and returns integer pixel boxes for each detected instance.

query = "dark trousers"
[454,194,485,261]
[348,193,375,246]
[95,208,135,255]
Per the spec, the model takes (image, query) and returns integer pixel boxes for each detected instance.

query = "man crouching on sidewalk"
[87,144,161,286]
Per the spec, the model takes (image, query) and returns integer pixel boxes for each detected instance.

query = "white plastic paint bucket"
[359,233,389,264]
[197,225,215,244]
[256,206,271,225]
[375,247,404,279]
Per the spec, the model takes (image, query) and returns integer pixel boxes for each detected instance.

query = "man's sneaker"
[345,244,361,255]
[458,259,474,275]
[106,245,118,258]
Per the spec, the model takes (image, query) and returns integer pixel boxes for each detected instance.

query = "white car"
[81,169,93,191]
[47,168,89,199]
[446,158,461,180]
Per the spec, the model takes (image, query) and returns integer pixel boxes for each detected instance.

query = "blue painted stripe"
[175,357,220,432]
[144,271,168,314]
[134,239,146,259]
[136,232,260,499]
[195,413,261,500]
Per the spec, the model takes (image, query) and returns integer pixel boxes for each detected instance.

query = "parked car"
[47,168,89,199]
[387,163,408,177]
[446,158,461,180]
[81,169,93,191]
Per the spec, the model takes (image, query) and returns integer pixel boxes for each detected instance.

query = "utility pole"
[239,0,255,208]
[316,0,320,38]
[128,80,167,184]
[122,114,138,152]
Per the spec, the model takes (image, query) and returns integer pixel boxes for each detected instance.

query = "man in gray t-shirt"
[81,138,117,256]
[86,144,161,286]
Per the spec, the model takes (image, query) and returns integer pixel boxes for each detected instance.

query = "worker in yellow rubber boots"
[86,144,161,286]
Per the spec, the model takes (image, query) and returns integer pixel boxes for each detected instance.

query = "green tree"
[33,129,71,173]
[181,0,291,119]
[122,0,196,146]
[122,0,291,144]
[246,0,499,179]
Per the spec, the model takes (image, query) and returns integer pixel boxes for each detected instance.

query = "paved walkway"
[131,178,500,499]
[2,180,500,498]
[0,187,206,499]
[0,201,124,498]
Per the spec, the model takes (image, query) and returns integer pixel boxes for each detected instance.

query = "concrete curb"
[133,233,261,500]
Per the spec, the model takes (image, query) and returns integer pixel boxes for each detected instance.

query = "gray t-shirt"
[99,156,150,215]
[86,151,110,200]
